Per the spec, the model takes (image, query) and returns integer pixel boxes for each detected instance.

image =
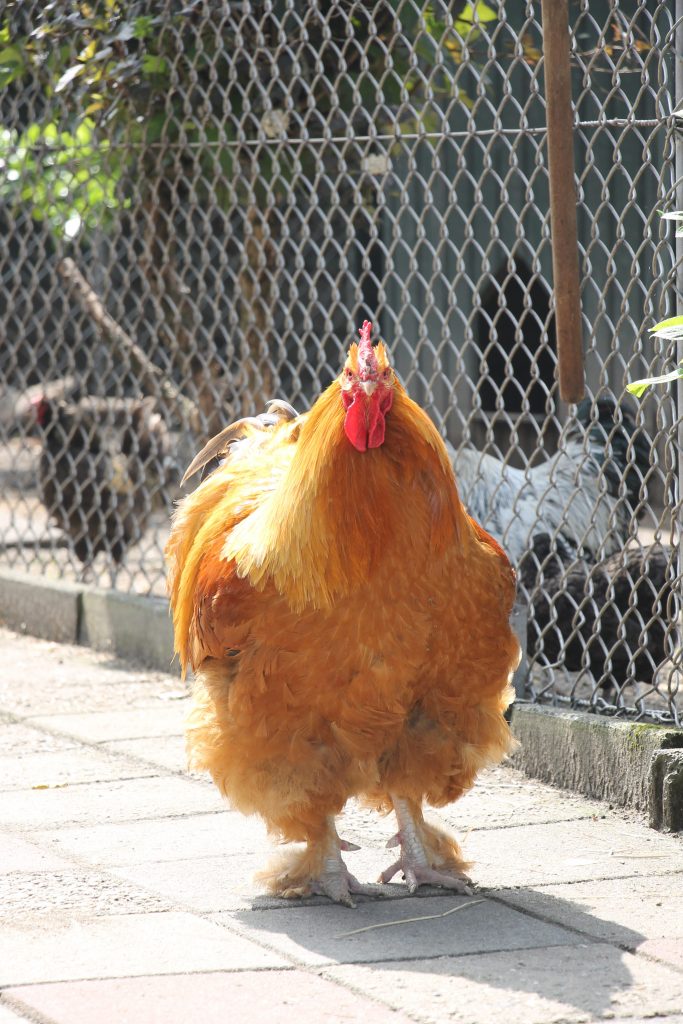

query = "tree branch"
[57,257,199,427]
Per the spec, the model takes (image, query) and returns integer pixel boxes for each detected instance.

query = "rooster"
[33,393,174,575]
[167,322,520,906]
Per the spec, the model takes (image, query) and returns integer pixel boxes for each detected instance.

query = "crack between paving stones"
[0,772,167,795]
[1,991,61,1024]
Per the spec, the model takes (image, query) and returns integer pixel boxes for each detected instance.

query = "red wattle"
[343,389,393,452]
[343,392,368,451]
[368,389,393,448]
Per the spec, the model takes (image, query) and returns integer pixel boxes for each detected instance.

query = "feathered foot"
[256,818,384,908]
[380,795,472,895]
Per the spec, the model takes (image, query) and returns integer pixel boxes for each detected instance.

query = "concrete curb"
[1,568,682,828]
[0,568,177,674]
[510,704,683,831]
[0,569,82,645]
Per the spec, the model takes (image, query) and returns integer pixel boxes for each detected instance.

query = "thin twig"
[57,258,199,426]
[334,897,485,939]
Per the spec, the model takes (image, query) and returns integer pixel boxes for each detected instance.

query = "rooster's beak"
[360,379,378,396]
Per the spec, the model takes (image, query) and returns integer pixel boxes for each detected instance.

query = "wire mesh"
[0,0,680,725]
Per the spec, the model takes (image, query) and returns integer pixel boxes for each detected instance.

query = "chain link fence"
[0,1,680,725]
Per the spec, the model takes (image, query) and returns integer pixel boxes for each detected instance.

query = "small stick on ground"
[334,897,485,939]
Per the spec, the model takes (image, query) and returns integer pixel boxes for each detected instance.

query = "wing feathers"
[181,401,300,486]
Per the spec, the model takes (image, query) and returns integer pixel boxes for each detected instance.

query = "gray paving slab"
[0,868,169,923]
[0,720,80,756]
[0,628,181,716]
[109,850,407,914]
[27,705,187,743]
[109,847,493,913]
[437,764,600,831]
[111,853,283,913]
[324,944,683,1024]
[465,815,683,889]
[496,874,683,969]
[0,670,186,719]
[3,972,417,1024]
[103,734,189,773]
[1,912,288,986]
[1,775,218,828]
[0,831,75,873]
[37,809,262,866]
[0,747,158,791]
[581,1019,683,1024]
[218,894,582,967]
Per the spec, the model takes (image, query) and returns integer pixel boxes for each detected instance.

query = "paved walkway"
[1,625,682,1024]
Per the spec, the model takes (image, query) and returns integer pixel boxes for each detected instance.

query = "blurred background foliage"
[0,0,537,241]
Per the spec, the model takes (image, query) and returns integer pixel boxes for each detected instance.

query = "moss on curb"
[510,704,683,830]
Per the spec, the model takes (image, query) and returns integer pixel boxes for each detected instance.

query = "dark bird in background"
[31,393,176,577]
[519,533,674,696]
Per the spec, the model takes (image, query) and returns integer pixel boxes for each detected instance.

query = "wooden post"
[541,0,585,403]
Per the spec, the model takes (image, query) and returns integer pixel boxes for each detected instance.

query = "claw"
[378,857,402,884]
[382,796,472,895]
[311,874,357,908]
[311,860,385,907]
[273,818,383,907]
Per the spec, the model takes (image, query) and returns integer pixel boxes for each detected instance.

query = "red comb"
[358,320,373,351]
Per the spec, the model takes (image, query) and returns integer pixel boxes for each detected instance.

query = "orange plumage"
[166,322,520,904]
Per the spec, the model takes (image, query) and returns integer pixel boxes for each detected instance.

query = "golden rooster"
[166,322,519,905]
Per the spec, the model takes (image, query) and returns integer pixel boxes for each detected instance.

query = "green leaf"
[454,0,498,36]
[651,314,683,335]
[0,43,25,87]
[141,54,168,75]
[78,39,97,62]
[133,16,156,39]
[457,0,498,26]
[627,365,683,398]
[0,44,23,68]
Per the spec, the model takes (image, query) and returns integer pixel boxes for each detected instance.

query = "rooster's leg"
[258,817,384,908]
[309,820,381,907]
[379,795,472,895]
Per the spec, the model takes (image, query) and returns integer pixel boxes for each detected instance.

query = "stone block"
[510,703,683,821]
[0,569,80,645]
[219,895,578,967]
[1,912,287,986]
[325,944,683,1024]
[80,589,177,672]
[4,971,416,1024]
[649,749,683,832]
